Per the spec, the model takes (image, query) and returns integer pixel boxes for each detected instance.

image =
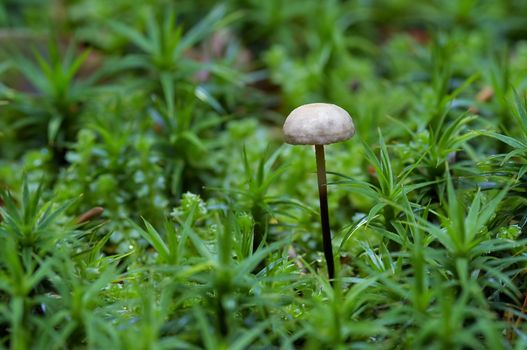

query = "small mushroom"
[283,103,355,283]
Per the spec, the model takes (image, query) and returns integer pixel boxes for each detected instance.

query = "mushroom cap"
[283,103,355,145]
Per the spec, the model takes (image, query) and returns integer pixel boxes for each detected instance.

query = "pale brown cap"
[283,103,355,145]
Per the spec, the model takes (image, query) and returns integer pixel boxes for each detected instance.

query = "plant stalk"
[315,144,335,284]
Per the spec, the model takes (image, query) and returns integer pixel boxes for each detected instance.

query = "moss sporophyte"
[283,103,355,284]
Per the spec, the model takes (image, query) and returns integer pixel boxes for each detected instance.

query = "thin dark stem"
[315,144,335,284]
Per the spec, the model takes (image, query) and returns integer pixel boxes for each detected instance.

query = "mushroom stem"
[315,144,335,284]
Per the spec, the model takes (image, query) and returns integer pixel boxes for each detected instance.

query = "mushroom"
[283,103,355,283]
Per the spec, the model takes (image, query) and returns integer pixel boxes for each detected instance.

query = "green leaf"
[134,218,170,262]
[109,20,153,53]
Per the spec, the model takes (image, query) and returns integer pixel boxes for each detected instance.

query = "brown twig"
[75,207,104,224]
[514,293,527,329]
[505,293,527,341]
